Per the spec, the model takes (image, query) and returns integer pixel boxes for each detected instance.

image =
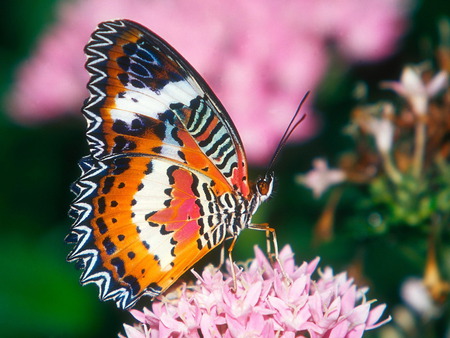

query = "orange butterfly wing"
[67,20,257,308]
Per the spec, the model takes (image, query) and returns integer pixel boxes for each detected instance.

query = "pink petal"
[159,312,186,333]
[122,324,146,338]
[366,304,392,329]
[200,313,222,338]
[308,292,324,323]
[340,285,357,314]
[293,305,313,331]
[347,302,371,325]
[325,297,341,322]
[347,323,366,338]
[225,314,246,337]
[129,309,147,324]
[244,281,263,308]
[245,312,267,335]
[267,296,290,318]
[328,319,350,338]
[426,70,449,97]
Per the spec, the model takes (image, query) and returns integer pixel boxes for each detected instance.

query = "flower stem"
[381,151,402,184]
[412,118,426,178]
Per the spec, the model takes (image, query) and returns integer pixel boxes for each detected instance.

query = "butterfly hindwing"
[69,154,230,308]
[68,19,254,308]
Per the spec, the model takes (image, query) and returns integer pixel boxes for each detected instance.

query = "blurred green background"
[1,0,449,337]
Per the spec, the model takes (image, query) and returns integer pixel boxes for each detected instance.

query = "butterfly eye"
[257,175,273,197]
[257,181,270,195]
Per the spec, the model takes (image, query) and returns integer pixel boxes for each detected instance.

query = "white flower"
[297,159,346,198]
[382,66,448,115]
[365,103,395,154]
[400,277,441,320]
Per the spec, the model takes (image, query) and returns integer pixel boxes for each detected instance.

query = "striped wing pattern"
[67,20,257,309]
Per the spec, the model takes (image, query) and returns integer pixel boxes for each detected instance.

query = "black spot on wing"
[130,78,145,89]
[178,150,186,162]
[135,39,160,64]
[97,196,106,214]
[130,62,152,78]
[112,157,131,175]
[160,224,173,235]
[124,275,141,296]
[197,238,202,250]
[152,146,162,154]
[113,136,136,152]
[145,211,156,219]
[202,183,212,201]
[166,166,177,185]
[118,73,130,86]
[112,117,146,137]
[102,176,115,194]
[122,42,138,57]
[197,217,205,234]
[111,257,125,278]
[117,56,130,72]
[96,217,108,234]
[190,173,200,197]
[144,161,153,175]
[171,127,183,146]
[103,237,116,255]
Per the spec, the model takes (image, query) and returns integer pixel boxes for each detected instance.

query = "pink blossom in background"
[7,0,410,164]
[120,245,390,337]
[296,158,346,198]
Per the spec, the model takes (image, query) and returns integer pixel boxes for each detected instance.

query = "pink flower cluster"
[8,0,410,164]
[121,246,390,337]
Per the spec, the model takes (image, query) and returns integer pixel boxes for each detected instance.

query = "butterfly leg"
[227,235,239,291]
[248,223,291,283]
[218,241,226,269]
[218,239,230,269]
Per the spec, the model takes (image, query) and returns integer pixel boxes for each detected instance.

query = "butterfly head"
[255,172,274,202]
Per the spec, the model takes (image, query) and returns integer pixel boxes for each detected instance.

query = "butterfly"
[67,19,285,310]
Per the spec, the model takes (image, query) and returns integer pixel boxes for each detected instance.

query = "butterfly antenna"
[267,91,310,174]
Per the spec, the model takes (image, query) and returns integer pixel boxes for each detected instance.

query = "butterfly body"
[67,19,273,309]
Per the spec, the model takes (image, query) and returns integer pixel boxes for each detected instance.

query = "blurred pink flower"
[8,0,410,164]
[297,158,346,198]
[120,245,390,337]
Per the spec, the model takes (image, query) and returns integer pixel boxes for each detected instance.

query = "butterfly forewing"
[68,19,254,308]
[83,20,249,195]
